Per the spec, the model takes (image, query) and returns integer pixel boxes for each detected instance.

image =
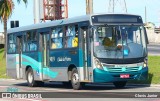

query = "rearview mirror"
[144,28,149,44]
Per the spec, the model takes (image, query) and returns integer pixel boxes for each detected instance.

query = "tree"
[0,0,27,58]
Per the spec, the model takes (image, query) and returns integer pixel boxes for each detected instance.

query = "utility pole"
[34,0,41,23]
[145,6,147,23]
[86,0,93,14]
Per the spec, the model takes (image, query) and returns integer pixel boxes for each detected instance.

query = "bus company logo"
[57,57,71,62]
[50,57,55,62]
[2,93,11,98]
[115,65,128,68]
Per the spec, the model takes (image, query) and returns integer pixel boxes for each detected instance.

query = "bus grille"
[105,67,140,73]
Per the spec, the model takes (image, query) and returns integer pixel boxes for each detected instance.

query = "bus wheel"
[71,68,82,90]
[113,81,127,88]
[26,68,37,87]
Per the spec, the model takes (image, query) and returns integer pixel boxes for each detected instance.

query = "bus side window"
[66,26,72,48]
[30,31,38,51]
[51,27,63,49]
[72,25,79,47]
[8,34,16,53]
[26,31,31,51]
[65,25,78,48]
[23,35,26,52]
[26,31,38,52]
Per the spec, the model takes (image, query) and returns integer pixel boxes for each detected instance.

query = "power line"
[108,0,127,13]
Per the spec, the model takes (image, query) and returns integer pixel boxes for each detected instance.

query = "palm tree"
[0,0,27,58]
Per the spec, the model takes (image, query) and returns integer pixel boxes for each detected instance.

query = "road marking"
[0,86,9,88]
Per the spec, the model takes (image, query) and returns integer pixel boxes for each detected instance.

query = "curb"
[127,84,160,87]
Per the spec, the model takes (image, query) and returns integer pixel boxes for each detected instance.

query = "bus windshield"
[93,25,147,59]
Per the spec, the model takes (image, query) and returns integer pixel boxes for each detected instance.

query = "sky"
[0,0,160,32]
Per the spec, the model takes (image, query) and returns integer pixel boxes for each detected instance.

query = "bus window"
[64,25,78,48]
[97,27,116,47]
[26,31,38,52]
[23,34,27,52]
[30,31,38,51]
[8,34,16,53]
[51,27,63,49]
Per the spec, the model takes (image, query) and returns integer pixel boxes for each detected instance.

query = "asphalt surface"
[0,79,160,101]
[148,43,160,56]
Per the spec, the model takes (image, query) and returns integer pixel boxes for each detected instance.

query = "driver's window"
[134,29,141,44]
[128,26,142,45]
[97,27,116,47]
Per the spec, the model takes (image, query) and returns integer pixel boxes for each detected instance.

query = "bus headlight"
[94,58,103,70]
[143,58,148,68]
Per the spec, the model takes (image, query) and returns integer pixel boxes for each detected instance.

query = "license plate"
[120,74,130,78]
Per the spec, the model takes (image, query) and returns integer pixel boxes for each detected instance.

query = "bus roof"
[7,15,90,34]
[7,13,141,34]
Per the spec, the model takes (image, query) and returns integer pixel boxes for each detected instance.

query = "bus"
[7,14,149,90]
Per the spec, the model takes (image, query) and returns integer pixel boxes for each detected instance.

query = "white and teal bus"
[7,14,148,90]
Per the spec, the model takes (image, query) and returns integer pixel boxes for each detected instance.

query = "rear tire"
[71,68,83,90]
[113,81,127,88]
[26,68,44,87]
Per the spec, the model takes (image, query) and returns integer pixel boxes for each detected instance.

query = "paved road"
[0,79,160,101]
[148,43,160,56]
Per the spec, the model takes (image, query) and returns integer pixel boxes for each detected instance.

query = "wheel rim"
[72,73,79,85]
[28,72,33,83]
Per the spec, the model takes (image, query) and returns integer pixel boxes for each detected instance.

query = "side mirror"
[144,28,149,44]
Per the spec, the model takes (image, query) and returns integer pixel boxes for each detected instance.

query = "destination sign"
[92,14,143,24]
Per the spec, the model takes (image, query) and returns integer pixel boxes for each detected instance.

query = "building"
[0,32,4,44]
[145,22,160,43]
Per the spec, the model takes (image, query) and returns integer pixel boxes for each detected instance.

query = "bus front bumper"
[93,67,148,83]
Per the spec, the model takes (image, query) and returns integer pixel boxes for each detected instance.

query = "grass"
[129,56,160,84]
[0,48,160,84]
[146,56,160,84]
[0,48,7,78]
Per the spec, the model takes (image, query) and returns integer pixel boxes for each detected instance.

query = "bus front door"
[80,27,90,81]
[16,36,23,79]
[40,32,50,80]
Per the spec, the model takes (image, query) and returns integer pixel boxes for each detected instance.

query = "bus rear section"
[91,14,148,88]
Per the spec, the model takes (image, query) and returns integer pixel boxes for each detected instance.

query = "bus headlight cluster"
[94,58,103,70]
[143,58,148,68]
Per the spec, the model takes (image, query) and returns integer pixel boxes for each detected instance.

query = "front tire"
[113,81,127,88]
[71,68,83,90]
